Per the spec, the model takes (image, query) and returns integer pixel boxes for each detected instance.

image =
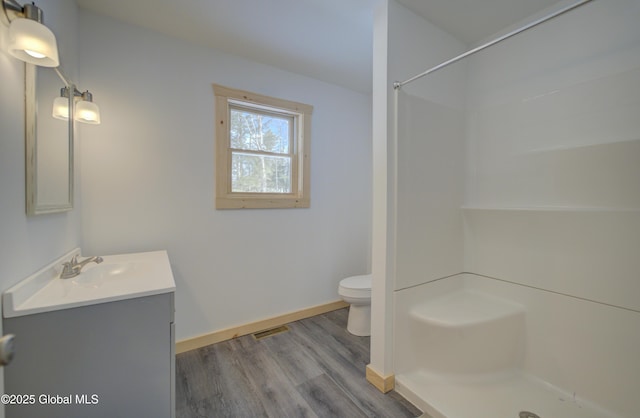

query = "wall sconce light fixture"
[51,87,69,119]
[2,0,59,67]
[75,90,101,124]
[52,86,101,125]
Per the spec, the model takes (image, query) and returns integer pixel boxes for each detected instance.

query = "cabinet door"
[4,293,173,418]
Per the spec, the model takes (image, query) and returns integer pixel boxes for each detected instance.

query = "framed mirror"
[25,63,74,215]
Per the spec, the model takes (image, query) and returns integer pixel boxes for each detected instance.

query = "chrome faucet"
[60,255,104,279]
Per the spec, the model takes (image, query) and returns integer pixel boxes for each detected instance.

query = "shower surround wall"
[383,0,640,416]
[461,0,640,414]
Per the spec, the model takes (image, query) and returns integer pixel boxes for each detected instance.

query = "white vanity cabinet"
[3,292,175,418]
[2,249,176,418]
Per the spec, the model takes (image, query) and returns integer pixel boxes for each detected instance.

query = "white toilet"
[338,274,372,336]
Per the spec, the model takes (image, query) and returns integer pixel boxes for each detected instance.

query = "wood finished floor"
[176,308,423,418]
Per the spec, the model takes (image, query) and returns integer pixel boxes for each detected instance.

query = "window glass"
[230,107,291,154]
[231,152,292,193]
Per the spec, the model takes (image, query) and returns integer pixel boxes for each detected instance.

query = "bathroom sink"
[72,260,145,286]
[3,249,175,318]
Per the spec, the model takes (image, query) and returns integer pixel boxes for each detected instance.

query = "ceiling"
[76,0,563,94]
[396,0,562,45]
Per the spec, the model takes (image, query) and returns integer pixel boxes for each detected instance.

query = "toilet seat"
[339,274,371,299]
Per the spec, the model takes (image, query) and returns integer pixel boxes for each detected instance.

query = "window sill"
[216,197,310,209]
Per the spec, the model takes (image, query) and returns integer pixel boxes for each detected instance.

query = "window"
[214,84,312,209]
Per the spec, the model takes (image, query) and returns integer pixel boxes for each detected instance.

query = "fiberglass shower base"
[394,286,620,418]
[397,370,612,418]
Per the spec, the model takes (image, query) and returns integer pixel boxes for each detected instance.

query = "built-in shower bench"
[409,289,525,376]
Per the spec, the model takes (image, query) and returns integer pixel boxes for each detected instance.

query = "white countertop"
[3,249,176,318]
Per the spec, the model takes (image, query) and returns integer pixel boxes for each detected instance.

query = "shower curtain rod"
[393,0,595,89]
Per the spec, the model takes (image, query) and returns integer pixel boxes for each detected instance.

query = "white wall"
[370,0,467,378]
[370,0,393,376]
[0,0,80,308]
[0,0,80,414]
[77,10,372,341]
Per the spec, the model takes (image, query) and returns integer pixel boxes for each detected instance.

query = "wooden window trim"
[214,84,312,209]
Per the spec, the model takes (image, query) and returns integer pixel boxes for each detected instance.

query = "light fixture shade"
[52,96,69,120]
[7,17,59,67]
[75,100,101,124]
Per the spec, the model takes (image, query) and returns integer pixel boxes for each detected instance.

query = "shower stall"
[372,0,640,417]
